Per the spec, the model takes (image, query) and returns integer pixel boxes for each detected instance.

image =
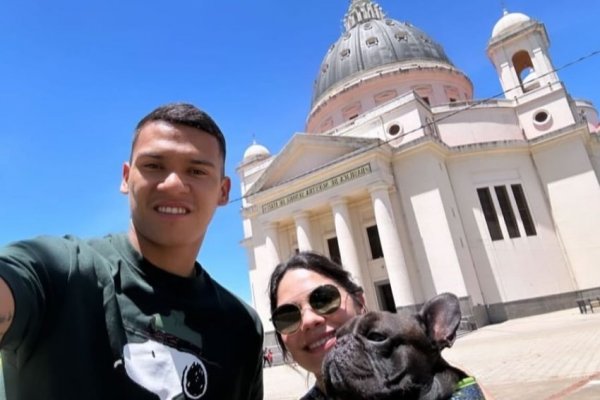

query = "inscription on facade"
[261,163,372,213]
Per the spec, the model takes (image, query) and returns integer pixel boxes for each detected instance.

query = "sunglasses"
[271,284,342,334]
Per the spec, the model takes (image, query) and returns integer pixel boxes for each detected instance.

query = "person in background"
[0,103,263,399]
[266,348,273,367]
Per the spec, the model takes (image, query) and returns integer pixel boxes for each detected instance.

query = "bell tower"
[487,10,560,99]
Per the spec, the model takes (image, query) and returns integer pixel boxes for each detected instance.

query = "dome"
[243,141,270,162]
[312,0,454,106]
[491,10,531,38]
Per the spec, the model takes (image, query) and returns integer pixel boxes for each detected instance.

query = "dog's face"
[322,293,461,400]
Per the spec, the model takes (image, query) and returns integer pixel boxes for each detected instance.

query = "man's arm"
[0,277,15,345]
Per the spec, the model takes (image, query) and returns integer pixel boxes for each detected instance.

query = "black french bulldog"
[323,293,470,400]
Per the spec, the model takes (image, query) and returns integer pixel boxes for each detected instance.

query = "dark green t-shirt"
[0,234,263,400]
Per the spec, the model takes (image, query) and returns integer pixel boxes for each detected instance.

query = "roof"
[311,0,453,106]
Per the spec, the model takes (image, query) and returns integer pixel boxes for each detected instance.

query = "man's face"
[120,121,230,250]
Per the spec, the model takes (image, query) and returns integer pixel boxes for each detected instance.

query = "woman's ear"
[355,292,367,314]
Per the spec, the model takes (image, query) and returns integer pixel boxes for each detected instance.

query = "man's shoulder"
[202,272,263,333]
[2,233,123,256]
[0,235,86,265]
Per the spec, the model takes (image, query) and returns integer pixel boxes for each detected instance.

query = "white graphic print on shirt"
[123,339,208,399]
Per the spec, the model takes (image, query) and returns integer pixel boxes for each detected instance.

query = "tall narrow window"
[511,184,537,236]
[366,225,384,259]
[327,237,341,265]
[477,187,503,241]
[495,186,520,238]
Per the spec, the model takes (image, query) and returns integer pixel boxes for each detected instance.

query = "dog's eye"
[366,331,387,342]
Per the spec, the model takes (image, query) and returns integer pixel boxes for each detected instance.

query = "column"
[369,183,415,307]
[263,221,281,270]
[330,197,364,286]
[294,211,313,252]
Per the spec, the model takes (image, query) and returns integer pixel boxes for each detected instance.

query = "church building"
[236,0,600,345]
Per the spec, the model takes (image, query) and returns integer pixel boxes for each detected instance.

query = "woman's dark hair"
[268,251,363,361]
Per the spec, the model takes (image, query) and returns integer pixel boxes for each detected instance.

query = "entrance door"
[375,281,396,312]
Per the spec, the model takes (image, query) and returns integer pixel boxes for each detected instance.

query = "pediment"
[246,133,381,196]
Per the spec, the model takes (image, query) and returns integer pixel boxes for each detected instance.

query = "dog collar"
[451,377,485,399]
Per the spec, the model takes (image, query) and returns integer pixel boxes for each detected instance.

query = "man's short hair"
[131,103,227,167]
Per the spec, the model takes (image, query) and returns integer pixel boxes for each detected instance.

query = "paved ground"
[263,307,600,399]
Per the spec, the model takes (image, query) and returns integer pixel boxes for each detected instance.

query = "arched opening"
[512,50,538,92]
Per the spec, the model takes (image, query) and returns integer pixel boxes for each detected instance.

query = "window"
[477,188,503,241]
[366,225,384,259]
[387,124,401,136]
[477,184,537,241]
[327,237,341,265]
[495,186,520,238]
[511,184,537,236]
[534,111,549,123]
[365,37,379,47]
[394,31,407,41]
[374,89,397,106]
[342,102,362,121]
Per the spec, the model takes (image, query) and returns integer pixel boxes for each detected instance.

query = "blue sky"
[1,0,598,304]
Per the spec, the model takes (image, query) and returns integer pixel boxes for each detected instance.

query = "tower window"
[340,48,351,59]
[512,50,535,90]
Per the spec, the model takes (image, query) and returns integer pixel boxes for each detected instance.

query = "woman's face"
[276,268,363,379]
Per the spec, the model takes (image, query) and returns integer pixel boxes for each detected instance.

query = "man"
[0,103,264,399]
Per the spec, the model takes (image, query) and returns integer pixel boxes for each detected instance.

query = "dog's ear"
[419,293,461,350]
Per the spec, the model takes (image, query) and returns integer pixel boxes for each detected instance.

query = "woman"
[268,251,489,400]
[268,251,365,399]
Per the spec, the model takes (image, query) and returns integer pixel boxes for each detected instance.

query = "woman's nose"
[299,307,326,331]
